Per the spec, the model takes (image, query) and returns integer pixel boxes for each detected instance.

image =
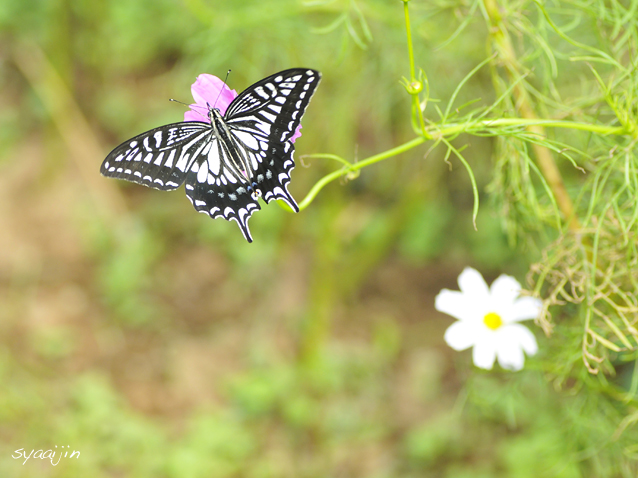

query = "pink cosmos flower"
[184,74,237,121]
[184,73,302,143]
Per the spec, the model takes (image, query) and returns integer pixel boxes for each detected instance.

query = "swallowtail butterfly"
[101,68,321,242]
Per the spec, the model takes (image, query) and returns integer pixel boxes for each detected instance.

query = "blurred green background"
[0,0,626,477]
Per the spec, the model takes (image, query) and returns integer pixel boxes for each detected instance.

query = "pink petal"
[191,74,237,111]
[290,125,302,143]
[185,74,238,122]
[184,109,208,122]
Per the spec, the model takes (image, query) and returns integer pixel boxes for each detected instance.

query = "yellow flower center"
[483,312,503,330]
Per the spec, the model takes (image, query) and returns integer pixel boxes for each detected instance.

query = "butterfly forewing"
[224,69,321,210]
[100,68,321,242]
[101,122,211,190]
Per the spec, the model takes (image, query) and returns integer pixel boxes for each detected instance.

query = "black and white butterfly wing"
[224,68,321,209]
[101,122,211,190]
[101,68,321,243]
[183,68,321,241]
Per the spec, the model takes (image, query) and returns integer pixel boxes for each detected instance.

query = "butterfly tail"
[185,167,261,243]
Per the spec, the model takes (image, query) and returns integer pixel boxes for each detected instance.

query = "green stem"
[437,118,626,137]
[295,117,627,212]
[298,136,426,210]
[403,0,416,82]
[402,0,428,137]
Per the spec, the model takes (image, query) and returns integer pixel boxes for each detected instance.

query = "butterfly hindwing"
[101,122,211,191]
[227,131,298,210]
[184,137,261,242]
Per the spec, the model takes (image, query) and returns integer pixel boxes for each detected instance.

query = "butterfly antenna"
[213,69,231,110]
[169,98,208,121]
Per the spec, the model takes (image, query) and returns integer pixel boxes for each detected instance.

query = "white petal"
[508,323,538,355]
[508,297,542,322]
[496,338,525,371]
[458,268,489,298]
[494,324,538,371]
[490,274,521,306]
[444,321,478,350]
[435,289,475,322]
[472,334,497,369]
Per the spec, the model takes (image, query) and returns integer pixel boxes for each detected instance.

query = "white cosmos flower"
[435,267,541,371]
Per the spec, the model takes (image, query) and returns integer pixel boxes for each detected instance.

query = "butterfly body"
[101,68,321,242]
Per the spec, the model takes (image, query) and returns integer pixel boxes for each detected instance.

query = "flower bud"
[406,81,423,95]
